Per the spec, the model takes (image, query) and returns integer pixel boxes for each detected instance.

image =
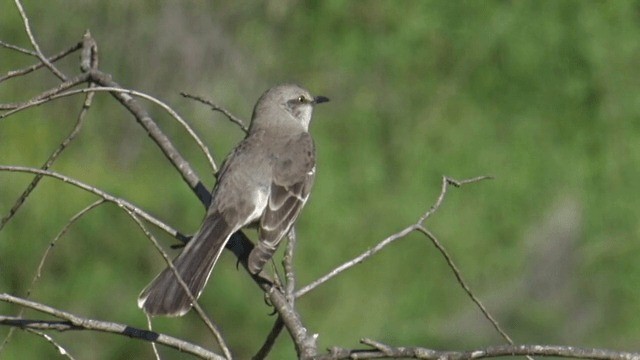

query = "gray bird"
[138,84,329,316]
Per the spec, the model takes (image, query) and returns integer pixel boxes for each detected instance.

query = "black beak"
[313,95,330,104]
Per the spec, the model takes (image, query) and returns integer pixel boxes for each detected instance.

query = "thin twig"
[0,39,36,55]
[13,0,67,81]
[252,227,299,358]
[252,317,284,360]
[52,86,217,172]
[0,297,223,359]
[0,86,94,231]
[417,226,516,348]
[88,70,213,207]
[0,166,184,241]
[295,176,492,299]
[144,314,161,360]
[0,200,107,351]
[0,41,83,83]
[125,210,232,360]
[24,329,76,360]
[39,200,105,280]
[181,92,249,133]
[295,225,415,298]
[320,339,640,360]
[0,83,217,180]
[0,72,91,112]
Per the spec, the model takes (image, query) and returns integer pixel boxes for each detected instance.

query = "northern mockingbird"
[138,84,329,316]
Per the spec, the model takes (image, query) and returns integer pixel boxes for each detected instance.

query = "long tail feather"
[138,213,232,316]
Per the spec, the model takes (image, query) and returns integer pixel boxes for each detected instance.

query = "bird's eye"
[297,95,306,103]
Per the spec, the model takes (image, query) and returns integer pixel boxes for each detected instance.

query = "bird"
[138,84,329,316]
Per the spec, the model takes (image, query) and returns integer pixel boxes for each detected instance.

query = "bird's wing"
[248,132,316,274]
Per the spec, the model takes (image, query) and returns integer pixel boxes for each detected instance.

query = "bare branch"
[0,84,94,231]
[284,227,297,305]
[295,176,492,298]
[0,40,36,55]
[13,0,67,81]
[0,41,83,83]
[86,69,213,208]
[0,296,224,359]
[253,317,284,360]
[46,86,218,173]
[416,225,515,349]
[265,286,318,358]
[0,166,184,241]
[181,92,249,133]
[0,72,91,112]
[321,340,640,360]
[418,175,493,224]
[24,329,76,360]
[0,200,107,350]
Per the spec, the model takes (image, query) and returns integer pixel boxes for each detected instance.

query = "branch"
[0,72,91,112]
[0,295,224,359]
[0,41,83,83]
[0,200,106,350]
[181,92,249,133]
[320,339,640,360]
[0,166,185,241]
[13,0,67,81]
[23,329,76,360]
[85,69,213,207]
[0,80,95,231]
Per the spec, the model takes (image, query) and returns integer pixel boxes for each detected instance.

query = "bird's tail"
[138,213,233,316]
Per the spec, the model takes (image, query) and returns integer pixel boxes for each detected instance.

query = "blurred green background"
[1,1,639,359]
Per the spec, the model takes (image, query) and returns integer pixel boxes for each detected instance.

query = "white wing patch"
[246,186,270,225]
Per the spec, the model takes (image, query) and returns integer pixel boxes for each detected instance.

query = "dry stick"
[0,166,182,239]
[252,228,299,359]
[417,226,516,348]
[0,296,224,360]
[125,210,232,360]
[0,86,217,178]
[145,315,161,360]
[24,329,76,360]
[291,176,501,359]
[0,200,106,353]
[0,71,91,112]
[284,227,297,305]
[265,285,318,359]
[0,40,36,56]
[13,0,67,81]
[0,41,83,83]
[322,339,640,360]
[417,176,525,355]
[294,176,492,298]
[181,92,249,133]
[0,42,96,349]
[36,200,106,281]
[0,87,94,231]
[38,86,217,173]
[252,317,285,360]
[87,69,213,208]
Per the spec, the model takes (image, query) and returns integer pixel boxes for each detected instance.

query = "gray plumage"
[138,84,328,316]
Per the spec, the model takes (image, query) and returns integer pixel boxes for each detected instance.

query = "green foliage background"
[1,1,639,358]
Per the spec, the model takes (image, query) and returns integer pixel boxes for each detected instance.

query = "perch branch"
[0,296,223,359]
